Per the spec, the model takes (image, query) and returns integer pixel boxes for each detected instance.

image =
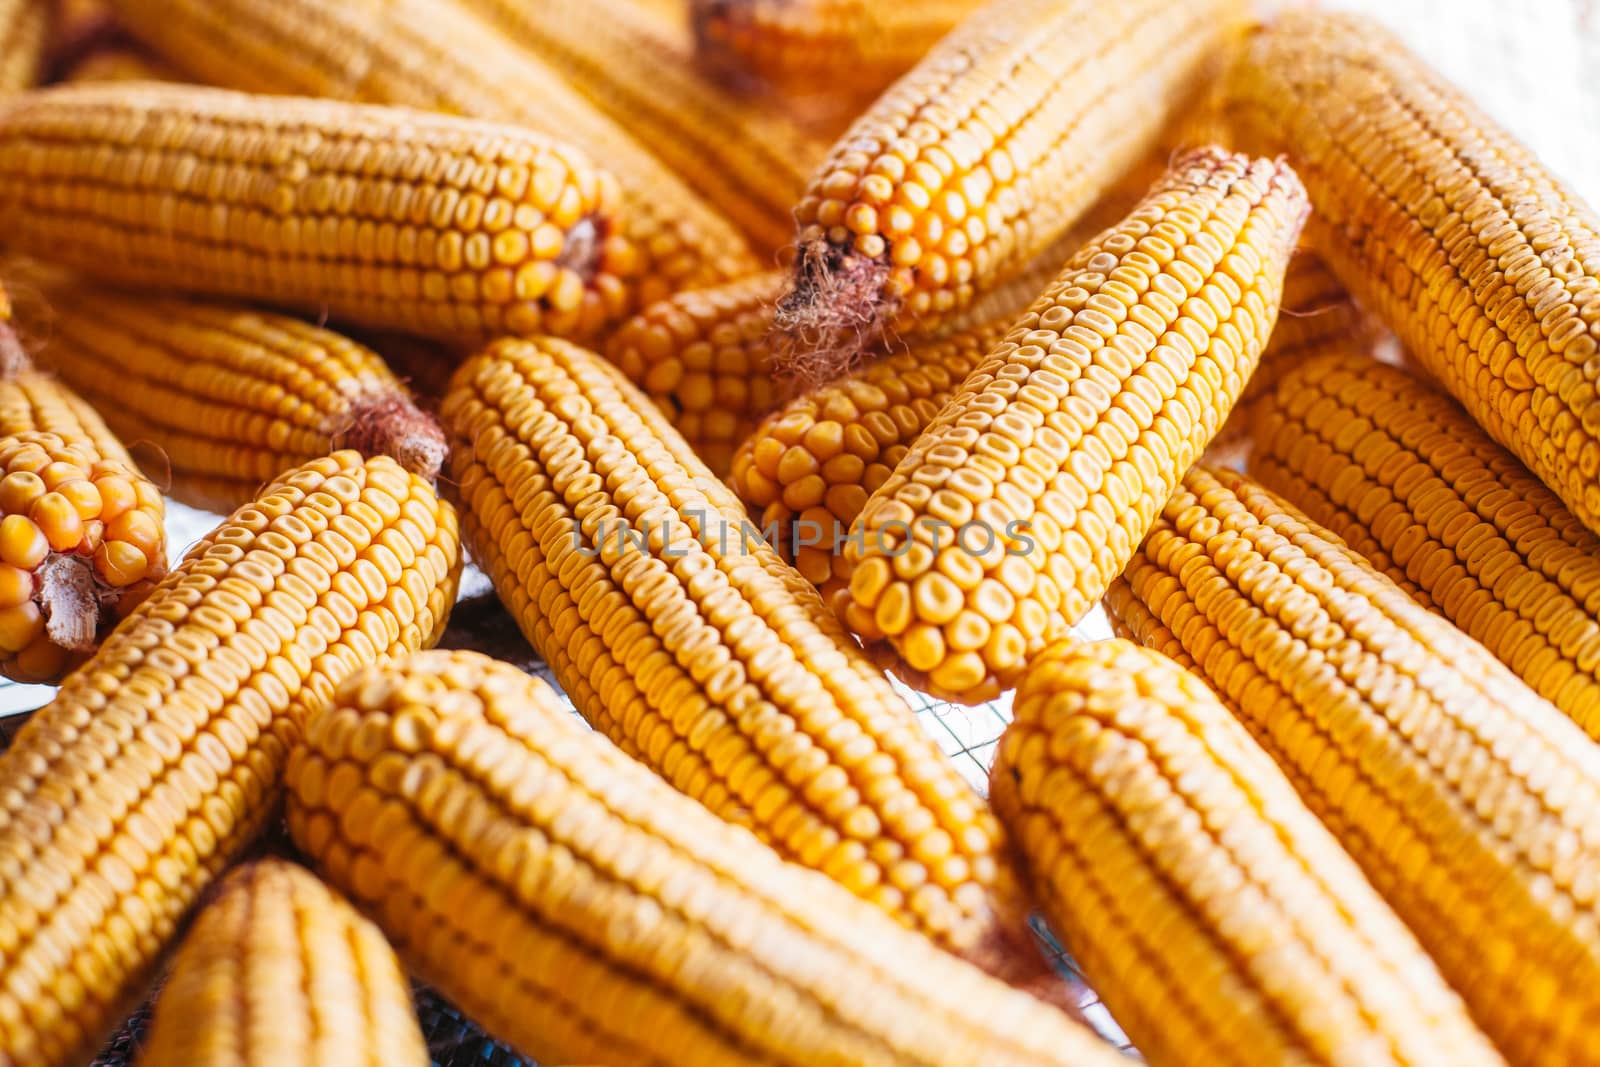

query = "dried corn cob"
[774,0,1246,384]
[108,0,756,306]
[0,360,166,683]
[1106,464,1600,1067]
[730,319,1008,601]
[994,639,1505,1067]
[457,0,826,255]
[605,271,786,477]
[840,149,1308,702]
[1251,352,1600,733]
[136,859,428,1067]
[0,0,47,95]
[441,337,1038,975]
[1226,11,1600,537]
[26,278,446,514]
[288,649,1127,1067]
[0,451,459,1067]
[690,0,986,111]
[0,83,636,344]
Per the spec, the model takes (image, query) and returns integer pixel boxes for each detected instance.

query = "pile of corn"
[0,2,1594,1066]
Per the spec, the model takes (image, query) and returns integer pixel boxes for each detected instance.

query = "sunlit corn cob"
[458,0,826,255]
[730,319,1007,601]
[690,0,986,111]
[605,271,786,477]
[136,859,428,1067]
[993,638,1506,1067]
[288,649,1126,1067]
[0,451,459,1067]
[0,83,636,344]
[774,0,1246,383]
[441,337,1038,975]
[840,149,1308,702]
[1226,11,1600,537]
[1106,464,1600,1067]
[0,364,166,682]
[0,0,47,95]
[1251,351,1600,734]
[26,278,447,514]
[108,0,757,307]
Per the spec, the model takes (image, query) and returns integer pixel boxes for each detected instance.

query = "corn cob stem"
[441,337,1039,977]
[840,148,1308,702]
[690,0,987,110]
[1106,464,1600,1067]
[136,860,428,1067]
[1251,351,1600,734]
[1226,11,1600,537]
[0,452,459,1067]
[774,0,1246,384]
[287,648,1128,1067]
[458,0,826,255]
[108,0,758,306]
[0,83,636,345]
[995,638,1505,1067]
[0,352,167,681]
[23,274,447,513]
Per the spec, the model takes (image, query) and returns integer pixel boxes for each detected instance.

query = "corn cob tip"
[334,393,449,484]
[771,241,893,389]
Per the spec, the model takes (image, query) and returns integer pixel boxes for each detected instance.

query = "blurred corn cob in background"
[106,0,759,304]
[0,83,638,343]
[0,0,47,96]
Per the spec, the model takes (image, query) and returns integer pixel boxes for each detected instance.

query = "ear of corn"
[287,648,1128,1067]
[0,0,47,95]
[0,361,167,682]
[0,451,460,1067]
[60,46,177,83]
[455,0,827,255]
[0,83,637,344]
[994,638,1505,1067]
[1106,464,1600,1067]
[107,0,758,306]
[690,0,988,113]
[605,271,787,478]
[135,859,428,1067]
[840,149,1308,702]
[1226,11,1600,538]
[775,0,1247,382]
[1251,350,1600,734]
[25,275,446,513]
[730,319,1008,602]
[441,336,1039,976]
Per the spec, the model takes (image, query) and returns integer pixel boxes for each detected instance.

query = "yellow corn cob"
[0,451,460,1067]
[135,859,428,1067]
[994,638,1505,1067]
[108,0,757,306]
[840,149,1308,702]
[27,278,447,514]
[1105,464,1600,1067]
[605,271,786,478]
[456,0,826,255]
[60,46,177,82]
[0,0,47,95]
[441,336,1040,977]
[730,320,1008,601]
[0,358,167,682]
[0,83,636,344]
[774,0,1246,383]
[1226,11,1600,538]
[287,648,1127,1067]
[690,0,987,110]
[1251,351,1600,733]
